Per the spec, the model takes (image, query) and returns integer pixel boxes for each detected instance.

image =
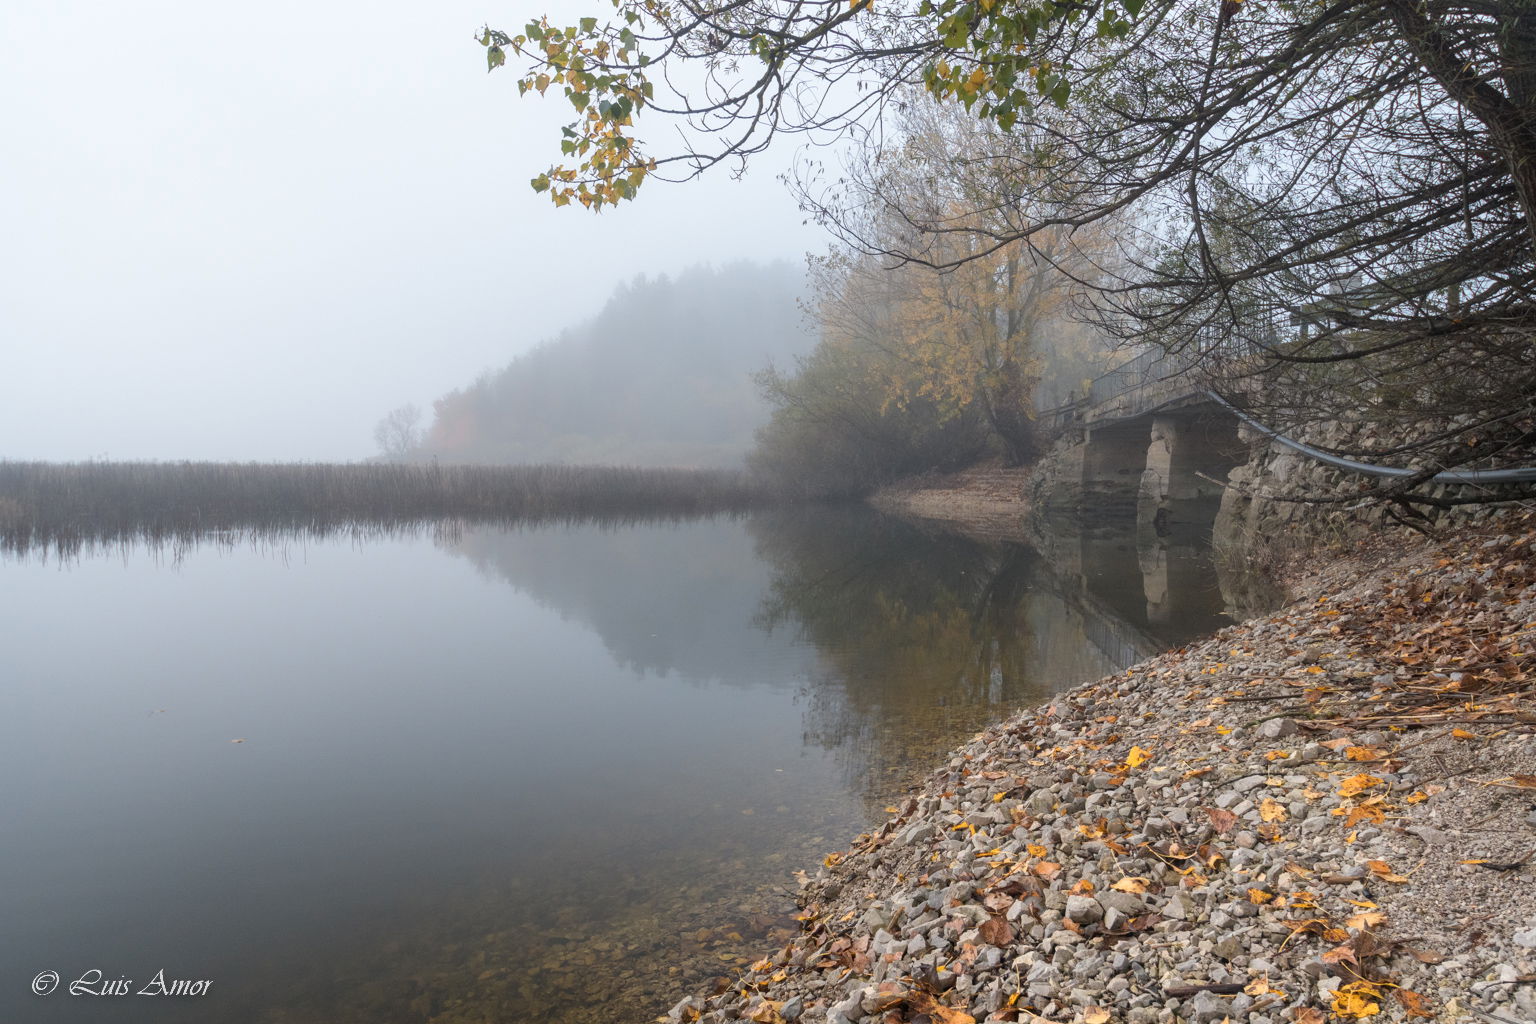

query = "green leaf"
[579,16,598,33]
[487,45,506,72]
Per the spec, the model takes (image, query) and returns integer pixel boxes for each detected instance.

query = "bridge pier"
[1136,410,1246,532]
[1080,419,1151,523]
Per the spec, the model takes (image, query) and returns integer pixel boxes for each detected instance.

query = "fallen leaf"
[1026,843,1049,858]
[1083,1008,1110,1024]
[747,1000,786,1024]
[1248,888,1275,904]
[1365,860,1410,883]
[1205,806,1238,833]
[1395,989,1435,1018]
[1293,1009,1326,1024]
[1452,728,1477,740]
[1260,798,1288,823]
[1321,942,1358,965]
[979,915,1014,946]
[909,991,976,1024]
[1404,791,1429,804]
[1338,774,1384,798]
[1332,981,1382,1018]
[1345,910,1387,930]
[1126,746,1152,768]
[1112,877,1149,894]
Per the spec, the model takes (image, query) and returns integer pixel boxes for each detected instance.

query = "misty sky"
[0,1,819,461]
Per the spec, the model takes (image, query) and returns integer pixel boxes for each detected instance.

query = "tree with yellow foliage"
[810,98,1116,463]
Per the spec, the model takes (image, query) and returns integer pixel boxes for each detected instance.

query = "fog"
[0,1,817,462]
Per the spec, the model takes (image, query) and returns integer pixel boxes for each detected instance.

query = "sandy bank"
[664,514,1536,1024]
[869,466,1034,542]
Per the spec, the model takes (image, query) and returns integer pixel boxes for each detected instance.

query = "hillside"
[414,262,810,467]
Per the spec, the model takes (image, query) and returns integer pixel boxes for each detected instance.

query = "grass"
[0,460,782,559]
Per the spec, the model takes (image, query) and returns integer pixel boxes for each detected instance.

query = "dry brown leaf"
[1205,806,1239,833]
[1083,1007,1111,1024]
[747,1001,786,1024]
[1345,910,1387,930]
[1365,860,1410,883]
[1321,942,1358,965]
[909,991,977,1024]
[1293,1008,1326,1024]
[1033,861,1061,879]
[979,915,1014,947]
[1395,989,1435,1018]
[1112,877,1149,894]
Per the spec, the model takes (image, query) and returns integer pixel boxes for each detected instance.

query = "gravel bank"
[664,517,1536,1024]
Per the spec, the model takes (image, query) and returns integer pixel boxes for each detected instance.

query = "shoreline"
[666,513,1536,1024]
[869,466,1035,542]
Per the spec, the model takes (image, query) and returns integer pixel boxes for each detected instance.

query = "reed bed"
[0,461,780,560]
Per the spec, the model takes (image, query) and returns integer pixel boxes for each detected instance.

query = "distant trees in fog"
[389,263,810,468]
[373,404,423,460]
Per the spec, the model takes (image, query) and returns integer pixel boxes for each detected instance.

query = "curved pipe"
[1205,392,1536,485]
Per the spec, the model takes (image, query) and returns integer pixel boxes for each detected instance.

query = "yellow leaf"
[1452,728,1477,740]
[1365,860,1410,883]
[1338,774,1384,798]
[1026,843,1049,858]
[1332,981,1382,1018]
[1260,798,1288,823]
[1247,888,1275,904]
[1126,745,1152,768]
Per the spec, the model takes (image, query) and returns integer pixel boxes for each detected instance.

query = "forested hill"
[414,262,810,467]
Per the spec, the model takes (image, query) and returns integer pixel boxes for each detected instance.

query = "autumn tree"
[483,0,1536,506]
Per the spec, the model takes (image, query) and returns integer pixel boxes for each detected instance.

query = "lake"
[0,507,1250,1023]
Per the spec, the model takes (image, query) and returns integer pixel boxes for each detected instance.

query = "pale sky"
[0,1,819,461]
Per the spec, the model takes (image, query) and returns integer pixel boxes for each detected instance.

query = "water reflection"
[0,507,1261,1024]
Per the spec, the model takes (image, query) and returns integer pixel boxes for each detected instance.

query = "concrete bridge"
[1038,349,1247,534]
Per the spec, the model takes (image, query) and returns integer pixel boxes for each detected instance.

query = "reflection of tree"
[747,509,1083,810]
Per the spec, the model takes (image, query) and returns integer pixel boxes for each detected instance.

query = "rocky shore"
[665,515,1536,1024]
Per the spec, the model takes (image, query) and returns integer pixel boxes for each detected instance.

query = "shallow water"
[0,507,1242,1023]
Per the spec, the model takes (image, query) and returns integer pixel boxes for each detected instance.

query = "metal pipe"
[1205,392,1536,484]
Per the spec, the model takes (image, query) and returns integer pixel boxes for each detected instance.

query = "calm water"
[0,508,1244,1023]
